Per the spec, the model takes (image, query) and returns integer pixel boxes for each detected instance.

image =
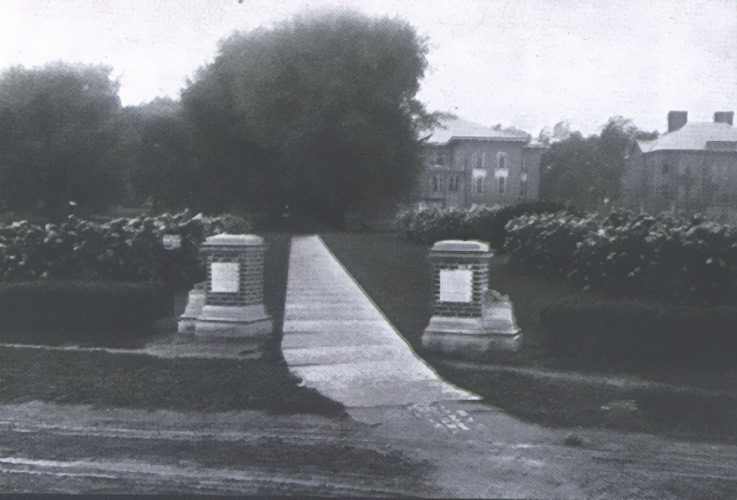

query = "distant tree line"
[0,10,658,224]
[538,117,658,212]
[0,63,122,219]
[0,12,437,226]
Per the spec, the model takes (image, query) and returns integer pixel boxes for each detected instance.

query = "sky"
[1,0,736,136]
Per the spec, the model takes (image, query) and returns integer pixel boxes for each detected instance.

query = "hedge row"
[395,201,571,247]
[505,211,737,305]
[0,210,253,289]
[0,280,172,338]
[540,299,737,367]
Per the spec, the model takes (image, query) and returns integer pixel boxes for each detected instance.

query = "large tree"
[539,116,658,211]
[0,62,122,219]
[181,11,430,225]
[109,98,205,211]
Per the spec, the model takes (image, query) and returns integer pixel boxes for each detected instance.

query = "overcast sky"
[1,0,735,136]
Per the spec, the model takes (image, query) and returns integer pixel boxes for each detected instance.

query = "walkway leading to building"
[282,235,477,408]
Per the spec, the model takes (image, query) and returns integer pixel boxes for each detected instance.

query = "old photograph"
[0,0,735,497]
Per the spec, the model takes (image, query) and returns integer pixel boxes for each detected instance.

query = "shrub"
[539,299,737,367]
[505,210,737,305]
[471,200,574,249]
[395,200,570,247]
[0,210,254,289]
[0,280,172,338]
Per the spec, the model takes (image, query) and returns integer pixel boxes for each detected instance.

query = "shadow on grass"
[0,347,344,415]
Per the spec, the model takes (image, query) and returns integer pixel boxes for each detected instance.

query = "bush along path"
[505,210,737,305]
[395,200,571,247]
[0,210,252,287]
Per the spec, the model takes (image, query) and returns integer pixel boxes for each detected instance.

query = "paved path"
[282,235,477,408]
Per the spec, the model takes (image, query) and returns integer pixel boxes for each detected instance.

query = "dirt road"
[1,400,734,498]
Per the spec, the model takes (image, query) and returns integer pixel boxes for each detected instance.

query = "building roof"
[523,139,548,149]
[637,122,737,153]
[424,118,531,145]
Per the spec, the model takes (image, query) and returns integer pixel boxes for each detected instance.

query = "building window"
[498,176,506,194]
[520,176,528,198]
[661,186,672,199]
[477,156,482,169]
[449,175,459,192]
[497,152,507,170]
[472,168,486,195]
[662,163,670,174]
[432,176,439,193]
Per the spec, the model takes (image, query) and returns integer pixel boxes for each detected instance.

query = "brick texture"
[430,253,490,318]
[202,244,265,307]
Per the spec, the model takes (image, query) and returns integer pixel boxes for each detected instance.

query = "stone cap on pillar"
[430,240,493,258]
[201,234,264,249]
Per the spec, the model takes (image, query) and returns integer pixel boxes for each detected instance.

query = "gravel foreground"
[1,400,735,498]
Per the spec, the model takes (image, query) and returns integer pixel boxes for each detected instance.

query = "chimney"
[714,111,734,126]
[667,111,688,132]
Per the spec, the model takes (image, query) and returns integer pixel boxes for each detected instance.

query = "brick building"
[411,118,547,208]
[621,111,737,223]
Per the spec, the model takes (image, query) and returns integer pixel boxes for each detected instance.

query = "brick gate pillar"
[193,234,273,338]
[422,240,520,357]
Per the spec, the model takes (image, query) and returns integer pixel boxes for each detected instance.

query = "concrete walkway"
[282,235,477,408]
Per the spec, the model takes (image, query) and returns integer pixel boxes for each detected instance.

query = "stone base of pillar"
[177,287,206,334]
[194,304,273,338]
[422,290,521,357]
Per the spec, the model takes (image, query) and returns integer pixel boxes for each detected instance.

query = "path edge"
[313,234,479,401]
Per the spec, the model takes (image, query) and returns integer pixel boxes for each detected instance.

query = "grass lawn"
[0,347,343,415]
[322,231,737,443]
[321,231,589,363]
[0,232,345,416]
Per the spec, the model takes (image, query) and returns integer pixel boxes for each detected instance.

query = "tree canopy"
[181,11,431,225]
[539,117,658,211]
[109,98,205,211]
[0,62,122,219]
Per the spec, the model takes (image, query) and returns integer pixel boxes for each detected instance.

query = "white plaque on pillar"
[439,269,473,302]
[211,263,240,293]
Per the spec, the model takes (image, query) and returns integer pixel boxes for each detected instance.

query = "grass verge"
[322,231,737,443]
[0,232,344,416]
[435,362,737,444]
[0,347,344,415]
[321,231,587,360]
